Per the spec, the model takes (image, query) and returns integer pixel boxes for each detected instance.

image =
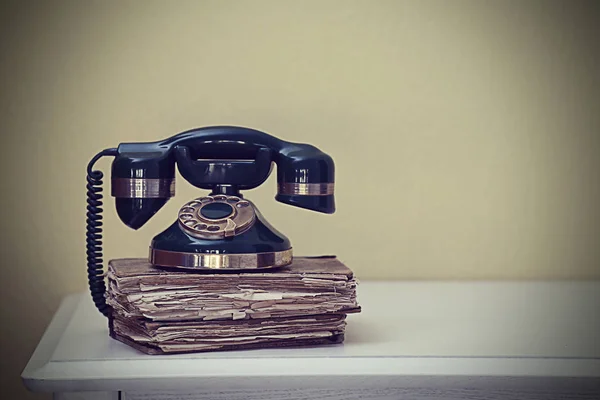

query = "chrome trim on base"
[149,247,293,271]
[111,178,175,198]
[277,182,334,196]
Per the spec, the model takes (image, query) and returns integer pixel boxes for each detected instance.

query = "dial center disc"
[200,202,234,220]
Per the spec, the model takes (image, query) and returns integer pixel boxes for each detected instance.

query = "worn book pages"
[106,256,360,354]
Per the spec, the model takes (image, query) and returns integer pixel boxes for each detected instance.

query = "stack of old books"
[105,256,361,354]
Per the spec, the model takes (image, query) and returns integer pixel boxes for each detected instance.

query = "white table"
[22,281,600,400]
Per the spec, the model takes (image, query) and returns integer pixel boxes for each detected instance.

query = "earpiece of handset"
[110,151,176,229]
[275,144,336,214]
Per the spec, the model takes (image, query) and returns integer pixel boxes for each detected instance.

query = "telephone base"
[149,199,293,272]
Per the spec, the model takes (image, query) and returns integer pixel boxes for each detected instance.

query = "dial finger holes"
[227,197,240,203]
[187,202,200,207]
[207,225,220,232]
[194,223,207,230]
[214,195,227,201]
[183,220,196,227]
[180,214,194,220]
[181,207,195,213]
[236,201,250,208]
[201,197,214,203]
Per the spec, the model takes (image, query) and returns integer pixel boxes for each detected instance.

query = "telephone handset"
[86,126,335,316]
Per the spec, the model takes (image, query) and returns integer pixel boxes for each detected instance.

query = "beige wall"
[1,0,599,398]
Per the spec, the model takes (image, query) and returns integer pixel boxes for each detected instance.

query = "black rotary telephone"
[86,126,335,316]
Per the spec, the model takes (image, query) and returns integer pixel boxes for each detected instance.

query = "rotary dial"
[177,195,255,240]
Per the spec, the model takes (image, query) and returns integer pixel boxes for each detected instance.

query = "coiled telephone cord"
[86,148,118,317]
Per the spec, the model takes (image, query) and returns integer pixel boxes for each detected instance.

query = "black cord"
[86,148,118,317]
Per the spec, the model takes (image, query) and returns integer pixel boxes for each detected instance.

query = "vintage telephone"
[86,126,335,316]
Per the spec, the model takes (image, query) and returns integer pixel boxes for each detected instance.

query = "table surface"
[22,280,600,393]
